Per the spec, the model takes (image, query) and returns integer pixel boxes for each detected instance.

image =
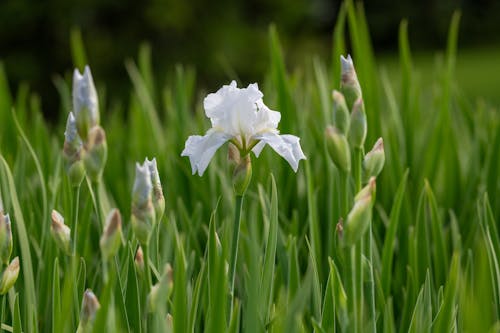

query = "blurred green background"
[1,0,499,119]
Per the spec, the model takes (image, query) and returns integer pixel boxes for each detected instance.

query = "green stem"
[72,185,81,255]
[367,222,376,332]
[143,243,153,293]
[353,147,364,332]
[229,195,244,302]
[91,181,103,230]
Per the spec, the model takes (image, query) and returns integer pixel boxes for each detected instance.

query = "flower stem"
[143,242,152,292]
[229,195,244,303]
[91,181,103,230]
[353,147,364,332]
[72,185,81,255]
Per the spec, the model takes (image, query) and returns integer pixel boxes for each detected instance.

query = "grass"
[0,1,499,332]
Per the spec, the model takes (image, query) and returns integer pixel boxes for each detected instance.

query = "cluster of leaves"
[0,1,498,332]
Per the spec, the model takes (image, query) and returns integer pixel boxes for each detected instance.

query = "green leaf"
[13,293,22,333]
[126,244,142,333]
[52,258,61,333]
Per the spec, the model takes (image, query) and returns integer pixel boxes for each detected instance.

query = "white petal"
[64,112,82,147]
[72,66,99,124]
[181,130,230,176]
[252,133,306,172]
[133,162,152,207]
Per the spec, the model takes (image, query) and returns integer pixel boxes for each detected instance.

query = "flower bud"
[63,113,86,187]
[325,125,351,173]
[147,263,174,312]
[232,153,252,196]
[135,246,144,272]
[146,158,165,221]
[0,257,19,294]
[362,138,385,183]
[77,289,100,333]
[332,90,350,135]
[0,214,12,265]
[343,192,373,246]
[50,210,71,255]
[228,143,240,175]
[354,177,377,203]
[100,209,123,260]
[83,126,108,182]
[348,98,367,149]
[73,66,99,141]
[340,55,362,110]
[131,162,155,245]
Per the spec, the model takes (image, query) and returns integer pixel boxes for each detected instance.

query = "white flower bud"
[73,66,99,140]
[0,257,20,295]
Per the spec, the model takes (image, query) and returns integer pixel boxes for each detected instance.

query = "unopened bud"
[332,90,350,135]
[343,193,373,246]
[354,177,377,203]
[83,126,108,182]
[146,158,165,221]
[232,153,252,196]
[147,263,174,312]
[0,214,12,265]
[73,66,99,141]
[131,162,155,245]
[325,126,351,173]
[100,209,123,260]
[77,289,100,333]
[50,210,71,255]
[340,55,362,110]
[362,138,385,183]
[228,143,240,175]
[0,257,20,294]
[348,98,367,149]
[135,246,144,272]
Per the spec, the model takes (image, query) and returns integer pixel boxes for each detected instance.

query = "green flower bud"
[146,158,165,222]
[348,98,367,149]
[100,209,123,261]
[73,66,99,141]
[0,214,12,265]
[50,210,71,255]
[232,153,252,196]
[83,126,108,182]
[362,138,385,183]
[77,289,100,333]
[340,55,362,110]
[354,177,377,203]
[343,192,373,246]
[0,257,20,295]
[147,263,174,312]
[332,90,350,135]
[135,246,144,273]
[131,162,155,245]
[325,125,351,173]
[63,113,86,187]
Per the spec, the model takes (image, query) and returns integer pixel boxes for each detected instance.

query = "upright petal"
[181,130,230,176]
[252,132,306,172]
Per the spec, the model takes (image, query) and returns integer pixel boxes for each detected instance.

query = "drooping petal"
[181,130,230,176]
[252,132,306,172]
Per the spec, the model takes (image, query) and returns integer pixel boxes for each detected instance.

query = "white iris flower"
[181,81,306,176]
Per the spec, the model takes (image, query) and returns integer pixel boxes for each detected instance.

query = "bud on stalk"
[73,66,99,141]
[77,289,100,333]
[0,214,12,265]
[83,126,108,182]
[0,257,20,294]
[348,98,367,149]
[50,210,72,255]
[131,162,156,245]
[325,125,351,173]
[362,138,385,183]
[146,158,165,221]
[343,192,374,246]
[332,90,350,135]
[100,209,123,260]
[230,147,252,196]
[340,55,362,110]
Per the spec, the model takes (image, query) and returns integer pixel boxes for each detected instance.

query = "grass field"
[0,2,499,332]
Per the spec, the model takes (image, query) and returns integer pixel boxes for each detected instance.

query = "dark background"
[1,0,499,119]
